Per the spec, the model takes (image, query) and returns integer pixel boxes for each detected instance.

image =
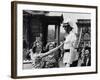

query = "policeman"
[63,22,77,67]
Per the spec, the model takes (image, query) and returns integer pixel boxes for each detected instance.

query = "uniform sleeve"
[64,35,71,44]
[70,33,77,47]
[71,33,77,41]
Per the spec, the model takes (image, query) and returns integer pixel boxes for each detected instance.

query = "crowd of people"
[23,21,91,69]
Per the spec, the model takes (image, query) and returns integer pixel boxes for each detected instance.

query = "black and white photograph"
[23,10,91,69]
[11,1,97,78]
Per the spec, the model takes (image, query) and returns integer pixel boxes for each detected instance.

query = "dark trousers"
[70,60,78,67]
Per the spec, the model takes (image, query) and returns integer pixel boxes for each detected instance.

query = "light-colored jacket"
[63,31,78,64]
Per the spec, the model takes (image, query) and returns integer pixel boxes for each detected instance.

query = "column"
[55,24,60,45]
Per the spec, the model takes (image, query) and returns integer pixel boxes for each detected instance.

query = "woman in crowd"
[43,42,60,68]
[81,46,91,66]
[29,41,64,69]
[29,42,44,69]
[77,46,91,66]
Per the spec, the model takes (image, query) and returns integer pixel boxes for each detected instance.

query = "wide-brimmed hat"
[63,22,73,28]
[63,21,78,34]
